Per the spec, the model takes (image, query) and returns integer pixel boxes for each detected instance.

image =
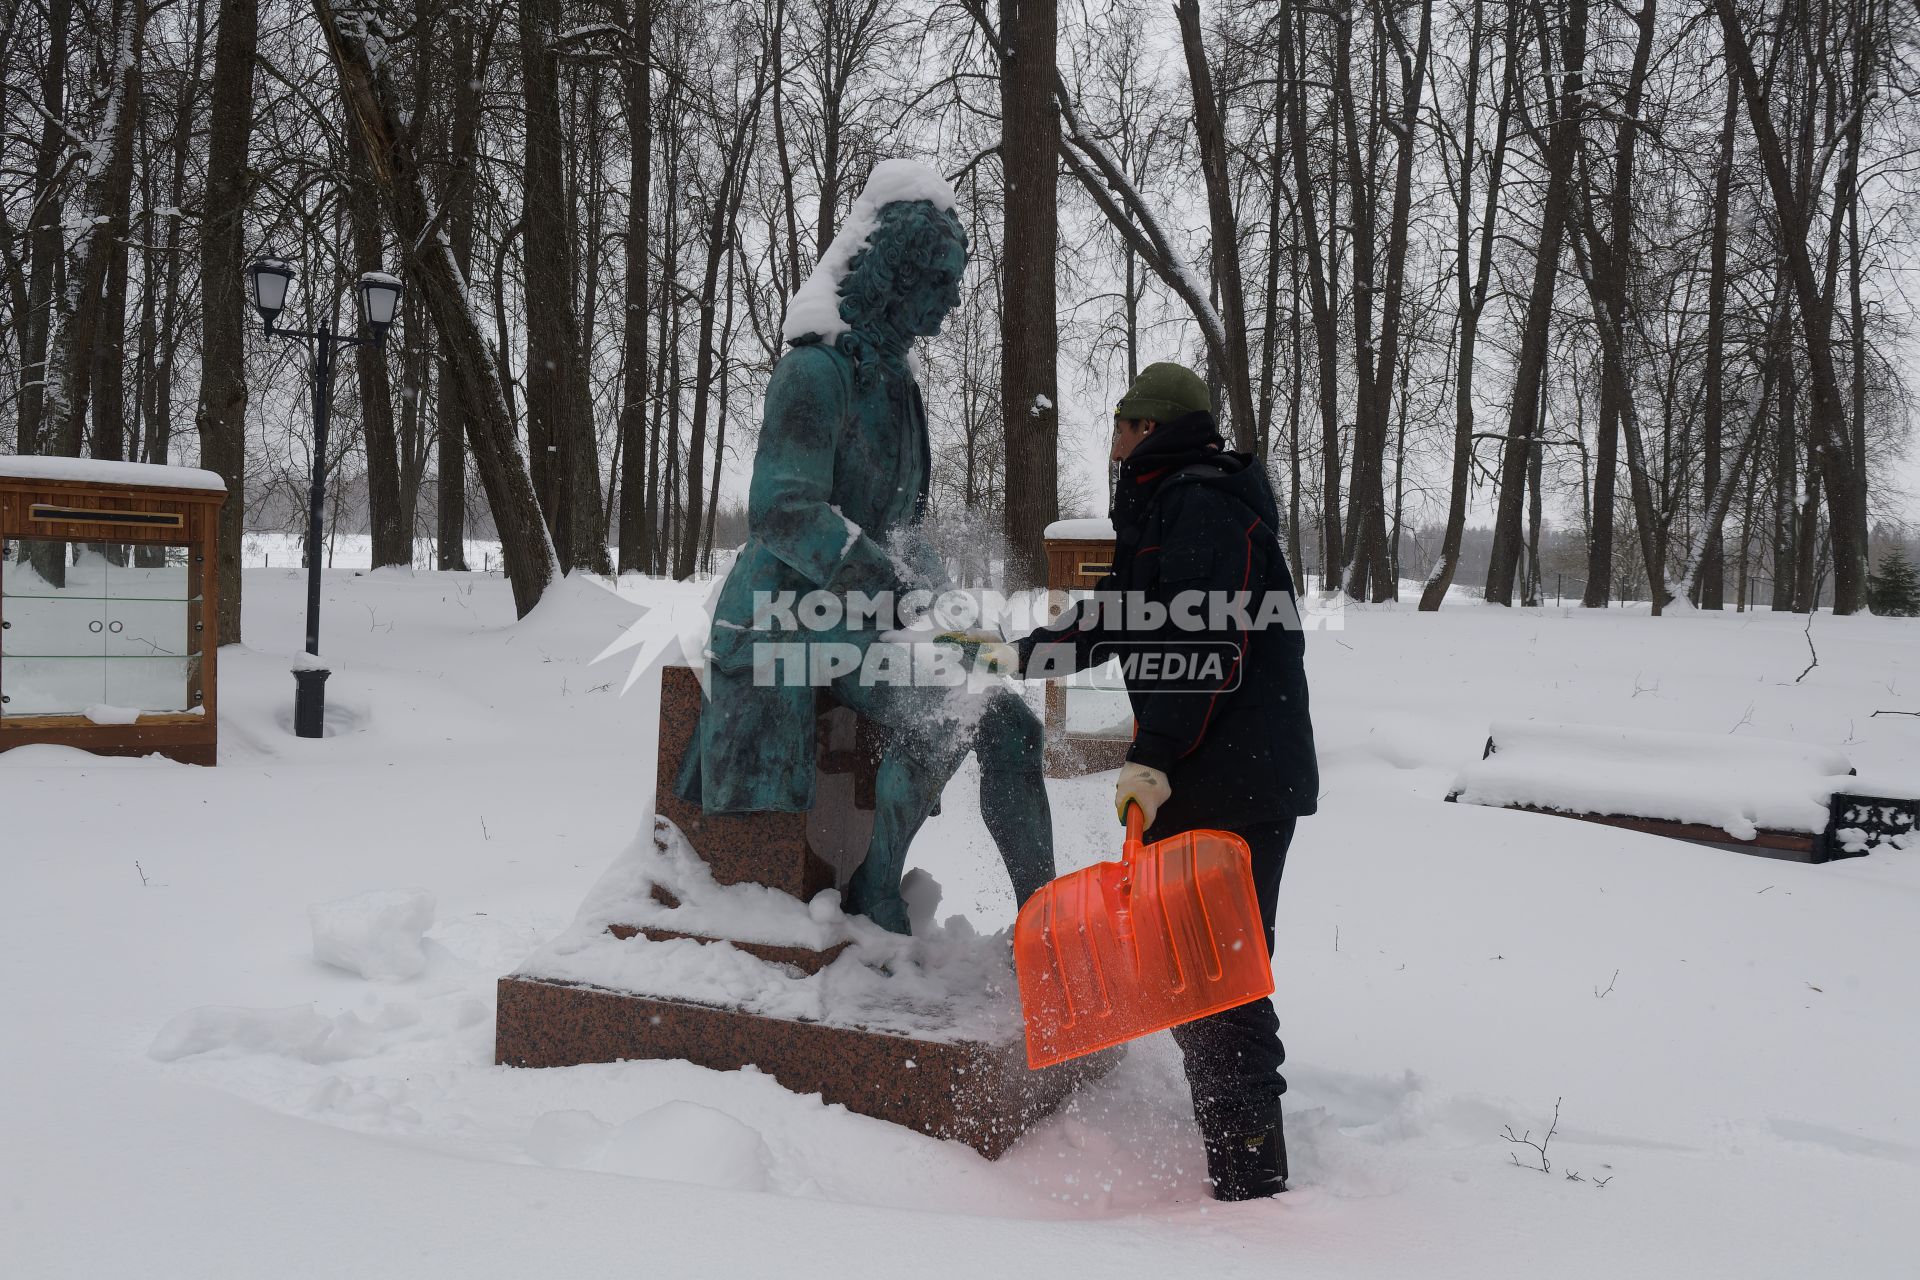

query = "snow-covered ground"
[238,530,517,574]
[3,565,1915,1277]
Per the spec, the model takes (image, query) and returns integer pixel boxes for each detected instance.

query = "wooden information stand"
[0,457,226,766]
[1041,518,1131,777]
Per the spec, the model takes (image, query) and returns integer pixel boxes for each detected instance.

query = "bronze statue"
[676,164,1054,933]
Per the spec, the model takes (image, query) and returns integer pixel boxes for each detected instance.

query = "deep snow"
[2,564,1915,1278]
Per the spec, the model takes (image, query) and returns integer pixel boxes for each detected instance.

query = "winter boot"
[1203,1124,1288,1201]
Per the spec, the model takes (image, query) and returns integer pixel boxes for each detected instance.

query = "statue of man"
[676,162,1054,934]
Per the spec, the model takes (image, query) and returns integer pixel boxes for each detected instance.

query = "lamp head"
[356,271,403,344]
[247,258,295,330]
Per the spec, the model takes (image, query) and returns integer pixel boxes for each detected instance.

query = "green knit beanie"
[1114,361,1211,424]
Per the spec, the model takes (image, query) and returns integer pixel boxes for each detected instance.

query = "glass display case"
[0,458,225,765]
[1,541,200,716]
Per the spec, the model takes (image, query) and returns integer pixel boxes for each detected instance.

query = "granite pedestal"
[494,665,1111,1158]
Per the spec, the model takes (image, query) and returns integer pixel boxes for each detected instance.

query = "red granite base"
[1044,733,1130,777]
[495,975,1118,1159]
[605,923,851,974]
[496,664,1108,1157]
[655,666,839,898]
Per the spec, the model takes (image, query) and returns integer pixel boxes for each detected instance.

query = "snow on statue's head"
[782,160,966,368]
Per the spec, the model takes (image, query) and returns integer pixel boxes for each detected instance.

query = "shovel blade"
[1013,825,1273,1070]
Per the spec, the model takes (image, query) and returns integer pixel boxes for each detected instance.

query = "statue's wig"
[835,200,968,362]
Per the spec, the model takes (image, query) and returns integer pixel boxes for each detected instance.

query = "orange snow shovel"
[1014,803,1274,1069]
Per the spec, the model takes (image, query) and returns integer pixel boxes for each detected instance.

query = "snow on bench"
[1448,721,1916,862]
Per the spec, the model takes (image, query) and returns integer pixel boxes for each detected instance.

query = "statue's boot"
[976,690,1056,906]
[845,749,950,934]
[841,685,1056,934]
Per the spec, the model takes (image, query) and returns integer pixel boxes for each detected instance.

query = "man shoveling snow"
[1012,361,1319,1200]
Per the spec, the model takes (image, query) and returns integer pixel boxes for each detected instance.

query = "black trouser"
[1167,818,1294,1141]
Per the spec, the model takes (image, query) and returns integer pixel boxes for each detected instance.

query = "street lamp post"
[246,259,404,738]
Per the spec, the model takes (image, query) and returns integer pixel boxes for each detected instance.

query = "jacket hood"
[1170,447,1282,531]
[1113,411,1280,535]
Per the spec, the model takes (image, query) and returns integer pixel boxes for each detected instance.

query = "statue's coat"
[677,337,942,813]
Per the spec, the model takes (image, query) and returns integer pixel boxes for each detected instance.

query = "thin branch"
[1502,1097,1561,1174]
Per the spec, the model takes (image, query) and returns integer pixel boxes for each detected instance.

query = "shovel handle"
[1123,800,1146,860]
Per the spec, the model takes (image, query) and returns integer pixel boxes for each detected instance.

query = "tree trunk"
[770,0,804,304]
[1584,364,1618,608]
[315,0,558,615]
[1281,0,1343,592]
[1711,0,1865,613]
[702,243,740,570]
[16,0,72,459]
[675,58,770,581]
[646,121,677,575]
[1347,0,1432,602]
[1526,395,1544,607]
[1698,75,1738,608]
[349,136,408,569]
[1676,303,1782,602]
[1838,0,1875,594]
[1175,0,1255,453]
[1255,61,1283,462]
[958,2,1235,495]
[435,7,479,572]
[1286,242,1305,583]
[1794,438,1820,610]
[196,0,254,643]
[1570,0,1655,606]
[146,0,204,474]
[91,32,142,468]
[1485,0,1586,605]
[1772,304,1797,611]
[999,0,1060,589]
[520,0,612,573]
[1334,5,1376,592]
[1422,0,1513,610]
[47,0,149,463]
[617,0,653,575]
[1390,339,1411,594]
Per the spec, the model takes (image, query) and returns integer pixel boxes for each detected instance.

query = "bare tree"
[1175,0,1255,453]
[675,2,773,581]
[196,0,256,642]
[314,0,558,615]
[616,0,652,575]
[998,0,1061,588]
[348,131,407,568]
[521,0,612,573]
[1710,0,1871,614]
[1420,0,1516,610]
[1485,0,1587,606]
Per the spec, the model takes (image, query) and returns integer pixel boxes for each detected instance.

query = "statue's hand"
[933,630,1020,676]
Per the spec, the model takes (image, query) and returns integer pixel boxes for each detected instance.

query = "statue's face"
[895,236,967,339]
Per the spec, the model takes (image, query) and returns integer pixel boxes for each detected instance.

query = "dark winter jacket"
[1017,412,1319,835]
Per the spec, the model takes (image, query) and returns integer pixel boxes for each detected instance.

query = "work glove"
[932,630,1020,676]
[1115,761,1172,827]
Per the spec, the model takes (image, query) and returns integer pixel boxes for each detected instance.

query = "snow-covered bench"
[1447,721,1916,862]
